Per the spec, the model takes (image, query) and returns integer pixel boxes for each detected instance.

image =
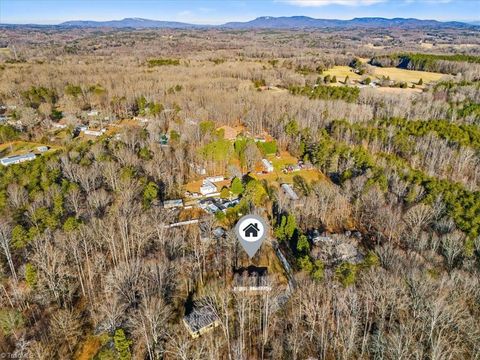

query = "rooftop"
[0,153,36,166]
[233,266,271,291]
[183,303,219,334]
[281,183,299,200]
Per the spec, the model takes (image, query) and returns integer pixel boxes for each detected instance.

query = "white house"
[52,123,67,129]
[200,180,217,195]
[1,153,36,166]
[281,183,299,201]
[206,176,224,183]
[164,199,183,209]
[262,159,274,173]
[84,129,106,137]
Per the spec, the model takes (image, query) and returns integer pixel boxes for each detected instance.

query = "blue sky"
[1,0,479,25]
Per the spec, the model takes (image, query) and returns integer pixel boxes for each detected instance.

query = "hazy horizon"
[1,0,479,25]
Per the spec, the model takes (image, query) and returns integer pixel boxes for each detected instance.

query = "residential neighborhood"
[0,2,479,358]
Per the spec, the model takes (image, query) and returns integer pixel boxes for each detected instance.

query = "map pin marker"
[235,214,267,258]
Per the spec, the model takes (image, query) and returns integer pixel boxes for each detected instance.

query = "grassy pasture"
[323,65,445,88]
[371,66,445,85]
[0,48,11,55]
[0,141,59,157]
[322,66,362,83]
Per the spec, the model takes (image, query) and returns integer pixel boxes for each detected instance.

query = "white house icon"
[243,223,259,237]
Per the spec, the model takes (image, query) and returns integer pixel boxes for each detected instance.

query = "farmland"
[323,64,445,88]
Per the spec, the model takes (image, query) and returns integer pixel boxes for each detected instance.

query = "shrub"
[231,177,244,195]
[147,58,180,67]
[142,182,158,208]
[114,329,132,360]
[253,79,266,88]
[298,256,313,273]
[296,234,310,255]
[0,125,20,142]
[312,260,325,281]
[0,309,24,336]
[220,187,230,199]
[25,263,37,288]
[335,262,357,287]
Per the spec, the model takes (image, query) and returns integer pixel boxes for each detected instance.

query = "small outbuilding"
[163,199,183,209]
[206,175,224,183]
[183,303,220,339]
[84,129,106,137]
[262,158,274,173]
[281,183,299,201]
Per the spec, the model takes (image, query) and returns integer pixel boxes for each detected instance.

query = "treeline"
[289,84,360,103]
[329,118,480,189]
[21,86,58,109]
[0,154,71,246]
[331,118,480,152]
[378,118,480,150]
[302,128,480,240]
[0,125,20,143]
[370,53,480,74]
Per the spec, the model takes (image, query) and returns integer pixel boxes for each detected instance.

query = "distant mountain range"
[60,17,198,29]
[2,16,477,29]
[223,16,473,29]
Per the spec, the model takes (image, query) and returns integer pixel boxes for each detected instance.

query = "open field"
[0,141,61,157]
[0,48,11,55]
[371,66,445,85]
[323,66,363,83]
[420,42,480,50]
[323,65,446,87]
[254,168,325,185]
[253,151,327,185]
[268,151,297,171]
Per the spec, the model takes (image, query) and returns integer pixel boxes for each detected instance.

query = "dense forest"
[0,24,479,359]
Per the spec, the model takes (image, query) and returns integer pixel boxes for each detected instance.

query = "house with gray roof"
[183,303,220,338]
[0,153,36,166]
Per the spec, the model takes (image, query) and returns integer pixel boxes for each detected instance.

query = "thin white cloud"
[283,0,385,7]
